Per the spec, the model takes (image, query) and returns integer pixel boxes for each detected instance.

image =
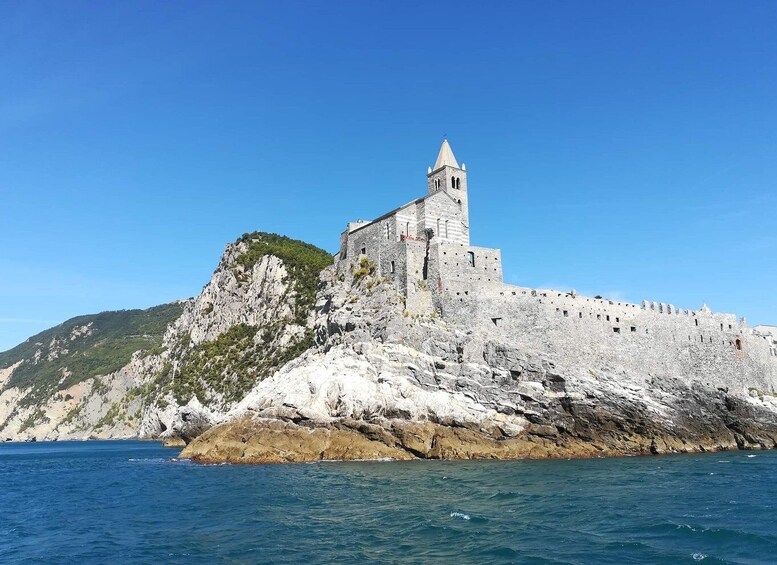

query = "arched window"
[450,177,454,189]
[437,218,441,237]
[445,219,449,238]
[455,177,460,189]
[385,223,390,240]
[467,251,475,267]
[735,338,742,351]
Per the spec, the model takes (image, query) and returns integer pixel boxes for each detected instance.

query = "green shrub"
[235,232,333,325]
[1,303,183,407]
[352,256,376,281]
[19,407,48,432]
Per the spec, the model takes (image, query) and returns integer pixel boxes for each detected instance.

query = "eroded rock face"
[182,266,777,463]
[167,397,219,445]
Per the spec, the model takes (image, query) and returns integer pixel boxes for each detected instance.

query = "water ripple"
[2,442,777,563]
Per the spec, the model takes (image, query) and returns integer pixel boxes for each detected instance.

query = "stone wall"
[335,141,777,401]
[422,191,469,245]
[438,279,777,394]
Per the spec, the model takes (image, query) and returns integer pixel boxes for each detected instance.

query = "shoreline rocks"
[179,407,777,465]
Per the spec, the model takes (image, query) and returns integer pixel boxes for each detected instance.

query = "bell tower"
[427,139,469,227]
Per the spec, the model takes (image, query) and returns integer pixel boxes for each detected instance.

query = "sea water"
[1,441,776,564]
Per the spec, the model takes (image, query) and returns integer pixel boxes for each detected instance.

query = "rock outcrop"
[181,263,777,463]
[0,232,332,442]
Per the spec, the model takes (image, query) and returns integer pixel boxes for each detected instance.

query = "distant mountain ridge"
[0,304,184,408]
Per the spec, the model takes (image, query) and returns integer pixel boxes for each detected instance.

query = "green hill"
[0,303,183,407]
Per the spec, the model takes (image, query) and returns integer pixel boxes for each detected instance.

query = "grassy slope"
[0,303,183,406]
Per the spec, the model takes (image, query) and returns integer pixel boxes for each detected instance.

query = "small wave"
[747,454,757,458]
[450,512,470,521]
[692,553,707,561]
[488,490,520,501]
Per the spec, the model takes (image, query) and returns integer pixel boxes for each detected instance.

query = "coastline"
[178,415,776,465]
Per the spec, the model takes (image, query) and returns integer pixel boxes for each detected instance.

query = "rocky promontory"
[181,258,777,463]
[4,229,777,463]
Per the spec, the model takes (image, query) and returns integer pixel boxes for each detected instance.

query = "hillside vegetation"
[0,303,183,406]
[235,232,333,324]
[153,232,333,407]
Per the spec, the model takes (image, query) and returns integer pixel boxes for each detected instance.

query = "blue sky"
[1,1,776,351]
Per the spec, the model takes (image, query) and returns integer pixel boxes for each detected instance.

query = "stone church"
[339,140,503,311]
[338,140,777,393]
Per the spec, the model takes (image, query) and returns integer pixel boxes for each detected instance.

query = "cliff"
[181,255,777,463]
[0,232,332,442]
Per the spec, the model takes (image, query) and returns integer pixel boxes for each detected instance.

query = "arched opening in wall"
[467,251,475,267]
[385,223,390,240]
[455,177,460,189]
[450,177,454,189]
[390,261,395,274]
[437,218,441,238]
[445,219,449,238]
[405,221,410,236]
[735,338,742,351]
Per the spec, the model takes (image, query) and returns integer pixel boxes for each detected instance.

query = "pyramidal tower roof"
[432,139,459,170]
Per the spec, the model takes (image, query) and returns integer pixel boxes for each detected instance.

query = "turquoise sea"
[1,441,776,564]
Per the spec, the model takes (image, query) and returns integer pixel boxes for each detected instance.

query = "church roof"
[432,139,459,170]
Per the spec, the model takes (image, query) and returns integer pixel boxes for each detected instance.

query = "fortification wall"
[431,242,502,284]
[438,280,777,393]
